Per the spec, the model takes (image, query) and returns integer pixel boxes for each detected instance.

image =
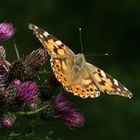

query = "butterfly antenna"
[86,53,109,57]
[13,40,20,60]
[79,27,84,53]
[93,53,108,56]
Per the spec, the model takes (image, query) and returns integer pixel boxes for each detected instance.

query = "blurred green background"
[0,0,140,140]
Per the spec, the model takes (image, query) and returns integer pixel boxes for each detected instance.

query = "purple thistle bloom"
[53,92,74,112]
[62,111,85,128]
[1,117,13,128]
[28,102,37,110]
[15,81,39,101]
[0,113,16,128]
[0,22,15,40]
[24,48,48,71]
[27,100,37,110]
[53,92,85,128]
[13,79,21,87]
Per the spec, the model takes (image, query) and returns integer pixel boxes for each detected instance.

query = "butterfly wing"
[51,57,101,98]
[29,23,132,99]
[85,62,133,98]
[28,23,75,58]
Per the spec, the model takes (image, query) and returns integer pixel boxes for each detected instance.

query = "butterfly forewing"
[29,23,133,99]
[28,23,75,57]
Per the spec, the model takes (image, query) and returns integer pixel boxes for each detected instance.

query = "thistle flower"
[0,84,17,112]
[27,101,37,110]
[62,111,85,128]
[53,92,85,128]
[1,117,13,128]
[53,92,74,112]
[26,98,41,111]
[24,48,48,71]
[12,79,21,87]
[15,81,39,101]
[0,22,15,40]
[8,60,27,82]
[8,60,34,83]
[0,113,16,128]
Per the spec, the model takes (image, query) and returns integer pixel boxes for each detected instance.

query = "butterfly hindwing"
[85,62,132,98]
[51,57,100,98]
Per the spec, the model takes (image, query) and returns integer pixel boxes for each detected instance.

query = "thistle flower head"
[24,48,48,71]
[8,60,27,82]
[8,60,35,83]
[53,92,85,128]
[62,111,85,128]
[12,79,21,87]
[15,81,39,101]
[1,117,13,128]
[53,92,74,112]
[0,22,15,40]
[26,99,41,110]
[0,113,16,128]
[27,101,37,110]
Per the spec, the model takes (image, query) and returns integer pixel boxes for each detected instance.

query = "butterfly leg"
[52,55,71,59]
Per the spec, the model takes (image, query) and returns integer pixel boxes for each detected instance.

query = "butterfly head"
[73,53,86,71]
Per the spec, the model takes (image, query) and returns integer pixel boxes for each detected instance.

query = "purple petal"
[62,111,85,128]
[0,22,15,40]
[16,81,38,101]
[53,92,74,112]
[53,92,85,128]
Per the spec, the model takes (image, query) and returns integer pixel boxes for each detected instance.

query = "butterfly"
[28,23,133,99]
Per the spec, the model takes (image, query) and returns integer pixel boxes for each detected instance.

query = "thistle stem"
[17,104,49,115]
[13,40,20,60]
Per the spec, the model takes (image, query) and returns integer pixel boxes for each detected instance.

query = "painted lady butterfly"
[28,23,133,99]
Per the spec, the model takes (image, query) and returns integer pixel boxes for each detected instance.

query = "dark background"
[0,0,140,140]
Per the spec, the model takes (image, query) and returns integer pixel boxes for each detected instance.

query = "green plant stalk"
[17,104,49,115]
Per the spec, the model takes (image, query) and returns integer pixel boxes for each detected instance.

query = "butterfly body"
[29,23,133,99]
[73,53,86,71]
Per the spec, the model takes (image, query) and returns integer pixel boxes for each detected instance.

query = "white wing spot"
[83,95,89,98]
[113,79,119,86]
[74,92,78,96]
[34,25,38,29]
[90,92,100,98]
[43,31,49,37]
[116,92,120,95]
[55,40,62,46]
[124,87,128,91]
[117,88,121,91]
[100,70,106,77]
[35,31,38,35]
[39,34,43,39]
